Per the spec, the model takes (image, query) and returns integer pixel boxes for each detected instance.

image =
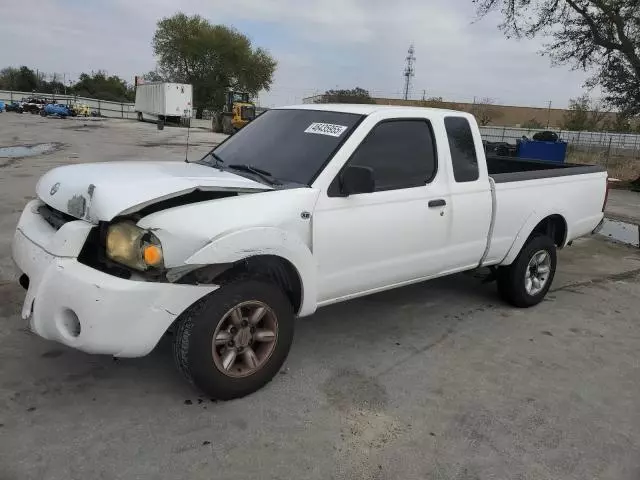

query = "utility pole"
[403,44,415,101]
[546,100,552,128]
[422,89,426,101]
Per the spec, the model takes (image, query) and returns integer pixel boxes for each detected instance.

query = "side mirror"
[340,165,375,196]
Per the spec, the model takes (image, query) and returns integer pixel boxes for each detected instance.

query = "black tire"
[173,278,294,400]
[222,115,234,135]
[497,235,557,308]
[212,115,221,133]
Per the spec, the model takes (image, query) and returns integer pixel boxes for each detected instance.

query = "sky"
[0,0,599,109]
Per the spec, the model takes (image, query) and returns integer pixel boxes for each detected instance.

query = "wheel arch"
[502,213,568,265]
[183,227,317,316]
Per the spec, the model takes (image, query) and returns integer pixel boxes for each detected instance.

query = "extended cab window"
[444,117,479,182]
[346,119,437,192]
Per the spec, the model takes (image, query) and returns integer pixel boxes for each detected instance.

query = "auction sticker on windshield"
[304,123,348,137]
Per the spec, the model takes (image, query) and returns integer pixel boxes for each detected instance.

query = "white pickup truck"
[12,104,608,399]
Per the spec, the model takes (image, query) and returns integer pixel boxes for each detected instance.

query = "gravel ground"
[1,113,640,480]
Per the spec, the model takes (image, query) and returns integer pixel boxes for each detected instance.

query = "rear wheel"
[497,235,557,308]
[173,278,294,400]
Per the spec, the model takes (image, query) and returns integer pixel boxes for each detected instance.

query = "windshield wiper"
[208,151,225,169]
[228,164,282,186]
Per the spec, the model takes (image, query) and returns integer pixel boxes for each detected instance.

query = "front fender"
[185,227,318,316]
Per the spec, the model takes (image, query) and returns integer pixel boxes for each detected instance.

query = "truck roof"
[275,103,467,116]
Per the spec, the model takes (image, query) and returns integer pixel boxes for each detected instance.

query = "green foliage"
[142,70,165,82]
[319,87,375,104]
[0,66,133,101]
[152,13,276,115]
[0,66,37,92]
[71,71,134,102]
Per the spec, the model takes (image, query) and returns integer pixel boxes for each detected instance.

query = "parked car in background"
[11,104,608,400]
[5,101,24,113]
[22,97,49,114]
[0,101,4,112]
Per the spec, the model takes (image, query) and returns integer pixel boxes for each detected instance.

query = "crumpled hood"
[36,161,271,222]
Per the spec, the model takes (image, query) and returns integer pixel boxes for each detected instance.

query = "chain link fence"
[480,126,640,181]
[0,89,138,119]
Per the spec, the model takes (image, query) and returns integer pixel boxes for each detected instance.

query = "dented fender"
[185,227,318,316]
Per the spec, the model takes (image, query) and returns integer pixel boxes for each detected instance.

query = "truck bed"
[487,156,605,183]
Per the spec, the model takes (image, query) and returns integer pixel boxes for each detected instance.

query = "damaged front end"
[32,161,272,283]
[35,160,271,223]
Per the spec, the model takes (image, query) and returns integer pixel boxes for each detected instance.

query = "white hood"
[36,161,271,222]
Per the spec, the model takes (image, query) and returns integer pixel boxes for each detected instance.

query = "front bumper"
[12,200,216,357]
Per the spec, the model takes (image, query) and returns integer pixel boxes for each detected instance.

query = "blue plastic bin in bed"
[517,139,568,163]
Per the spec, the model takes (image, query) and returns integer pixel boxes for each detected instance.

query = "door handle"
[428,199,446,208]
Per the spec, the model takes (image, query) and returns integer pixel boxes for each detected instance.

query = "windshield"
[200,109,364,185]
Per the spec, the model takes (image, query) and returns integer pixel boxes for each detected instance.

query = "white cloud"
[0,0,597,108]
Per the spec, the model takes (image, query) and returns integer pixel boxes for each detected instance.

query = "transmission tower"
[403,44,416,101]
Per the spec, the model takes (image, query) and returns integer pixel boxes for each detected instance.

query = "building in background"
[302,95,634,129]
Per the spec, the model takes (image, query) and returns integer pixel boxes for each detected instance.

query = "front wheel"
[497,235,557,308]
[173,279,294,400]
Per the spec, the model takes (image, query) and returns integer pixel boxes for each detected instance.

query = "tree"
[71,71,134,102]
[143,69,165,82]
[319,87,375,104]
[608,112,634,133]
[470,97,503,126]
[474,0,640,116]
[152,13,276,117]
[562,95,608,130]
[0,66,38,92]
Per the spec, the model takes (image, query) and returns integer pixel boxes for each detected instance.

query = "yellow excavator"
[212,91,256,135]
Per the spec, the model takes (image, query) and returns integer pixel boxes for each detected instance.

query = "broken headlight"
[105,221,164,270]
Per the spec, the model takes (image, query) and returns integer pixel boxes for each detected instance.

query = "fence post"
[121,102,124,119]
[98,100,101,116]
[605,137,612,168]
[501,126,506,142]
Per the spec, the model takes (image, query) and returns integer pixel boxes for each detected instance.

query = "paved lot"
[1,114,640,479]
[607,189,640,225]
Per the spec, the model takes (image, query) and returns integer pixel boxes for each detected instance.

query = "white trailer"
[134,82,193,126]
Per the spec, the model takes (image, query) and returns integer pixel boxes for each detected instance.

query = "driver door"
[312,118,452,304]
